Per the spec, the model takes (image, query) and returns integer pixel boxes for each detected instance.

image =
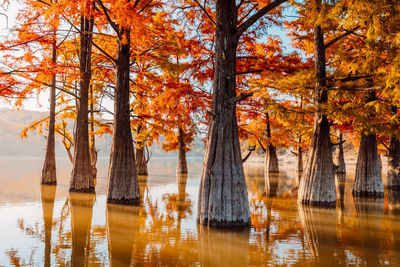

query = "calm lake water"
[0,157,399,266]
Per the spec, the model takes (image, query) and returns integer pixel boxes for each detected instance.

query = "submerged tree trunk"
[388,106,400,189]
[197,1,250,228]
[41,44,57,185]
[107,29,140,205]
[41,185,56,267]
[335,132,346,174]
[298,18,336,205]
[135,125,148,175]
[352,133,384,197]
[177,127,188,174]
[264,113,279,174]
[70,10,95,192]
[265,172,279,197]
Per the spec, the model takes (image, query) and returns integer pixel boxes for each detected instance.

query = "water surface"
[0,158,399,266]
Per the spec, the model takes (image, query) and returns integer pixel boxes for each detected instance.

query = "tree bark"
[69,192,95,266]
[298,19,336,206]
[388,106,400,189]
[107,29,140,205]
[352,133,384,197]
[70,10,95,192]
[89,85,97,180]
[41,43,57,185]
[41,185,56,267]
[264,113,279,174]
[335,132,346,174]
[177,127,188,174]
[197,0,250,228]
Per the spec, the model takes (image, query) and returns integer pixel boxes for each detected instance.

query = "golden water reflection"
[1,159,400,265]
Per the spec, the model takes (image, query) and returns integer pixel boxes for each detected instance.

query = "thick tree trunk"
[107,29,140,205]
[197,0,250,228]
[388,106,400,189]
[352,133,384,197]
[70,12,95,192]
[298,18,336,205]
[106,204,138,266]
[41,44,57,185]
[335,133,346,174]
[264,113,279,173]
[177,127,188,174]
[41,185,56,267]
[69,192,95,266]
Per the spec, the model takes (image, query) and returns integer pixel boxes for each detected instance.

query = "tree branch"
[242,150,252,163]
[324,26,360,49]
[95,0,120,35]
[192,0,216,26]
[235,0,287,40]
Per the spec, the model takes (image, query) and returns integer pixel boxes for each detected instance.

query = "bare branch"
[192,0,216,26]
[325,26,360,49]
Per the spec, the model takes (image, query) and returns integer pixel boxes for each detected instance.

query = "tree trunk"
[197,0,250,228]
[264,113,279,173]
[41,185,56,267]
[298,15,336,206]
[135,124,148,175]
[70,11,95,192]
[69,192,95,266]
[388,106,400,189]
[352,133,384,197]
[41,44,57,185]
[107,29,140,205]
[296,139,303,173]
[106,204,138,266]
[335,132,346,174]
[177,127,188,174]
[89,85,97,180]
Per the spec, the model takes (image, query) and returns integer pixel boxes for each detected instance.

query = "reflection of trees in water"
[197,226,249,267]
[352,197,385,266]
[298,206,345,266]
[41,185,56,267]
[387,190,400,263]
[69,192,96,267]
[106,204,139,267]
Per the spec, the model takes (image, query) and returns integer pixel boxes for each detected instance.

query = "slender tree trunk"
[197,0,250,228]
[296,143,303,173]
[89,85,97,180]
[41,43,57,185]
[177,127,188,174]
[135,125,148,175]
[352,133,384,196]
[265,172,279,197]
[264,113,279,174]
[298,10,336,206]
[107,29,140,205]
[70,192,95,266]
[70,10,95,192]
[41,185,56,267]
[335,132,346,174]
[388,106,400,189]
